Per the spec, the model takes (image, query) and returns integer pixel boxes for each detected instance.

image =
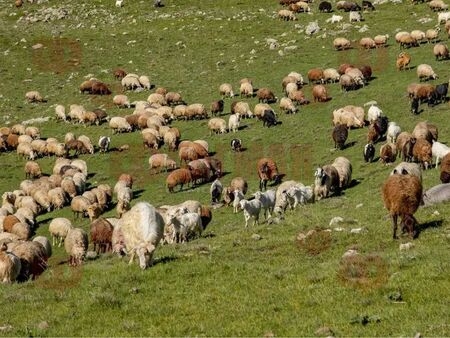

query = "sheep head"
[136,242,156,270]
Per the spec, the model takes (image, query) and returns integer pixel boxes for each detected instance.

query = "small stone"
[329,216,344,226]
[414,333,422,338]
[32,43,43,49]
[0,325,13,333]
[85,251,98,260]
[356,203,363,209]
[37,321,49,330]
[334,227,345,232]
[399,242,414,251]
[251,234,262,241]
[432,210,440,216]
[350,227,367,234]
[342,249,358,258]
[315,326,334,336]
[130,287,139,294]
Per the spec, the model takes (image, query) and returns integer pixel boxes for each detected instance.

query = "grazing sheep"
[55,105,66,121]
[426,28,440,43]
[139,75,151,90]
[256,88,277,103]
[219,83,234,98]
[360,37,375,49]
[32,236,52,259]
[422,183,450,206]
[323,68,340,83]
[24,161,41,179]
[429,82,449,105]
[382,175,422,239]
[149,154,177,172]
[166,169,192,192]
[332,108,364,128]
[282,184,314,209]
[261,109,278,128]
[120,202,164,269]
[167,208,203,243]
[113,94,131,108]
[440,153,450,183]
[387,122,401,143]
[314,165,340,200]
[90,218,113,253]
[278,9,297,20]
[240,82,253,98]
[331,156,352,188]
[333,124,348,150]
[412,121,438,143]
[17,142,37,160]
[432,141,450,168]
[410,30,426,43]
[211,100,224,116]
[71,196,91,218]
[279,97,297,114]
[98,136,111,153]
[319,1,332,12]
[257,158,282,191]
[210,178,223,203]
[312,85,329,102]
[374,34,389,47]
[8,241,48,281]
[339,74,356,91]
[91,81,111,95]
[429,0,448,11]
[222,177,249,205]
[413,138,433,169]
[165,92,183,106]
[109,117,132,134]
[417,64,438,81]
[0,244,21,283]
[239,199,262,227]
[433,43,449,60]
[437,11,450,23]
[380,143,397,164]
[253,190,276,219]
[391,162,423,181]
[64,228,88,266]
[333,37,352,50]
[48,187,67,210]
[25,91,46,103]
[231,138,242,152]
[113,68,127,80]
[307,69,325,84]
[185,103,208,120]
[396,52,411,70]
[208,118,227,135]
[364,143,375,163]
[228,114,240,133]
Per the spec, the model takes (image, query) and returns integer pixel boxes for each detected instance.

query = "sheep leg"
[435,156,440,169]
[392,214,399,239]
[128,251,135,265]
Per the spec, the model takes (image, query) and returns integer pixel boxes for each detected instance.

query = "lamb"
[8,241,47,281]
[396,52,411,71]
[167,208,203,243]
[279,97,297,114]
[391,162,422,181]
[210,178,223,203]
[166,168,192,192]
[97,136,111,153]
[441,153,450,183]
[253,190,276,219]
[432,141,450,168]
[380,143,397,164]
[228,114,241,133]
[71,196,91,218]
[90,218,113,253]
[323,68,340,83]
[326,14,343,23]
[382,174,422,239]
[210,100,224,116]
[417,64,438,81]
[109,116,132,133]
[413,138,433,169]
[208,118,227,135]
[119,202,164,269]
[256,88,277,103]
[25,91,46,103]
[231,138,242,152]
[64,228,88,266]
[232,190,245,213]
[239,199,262,227]
[387,122,401,144]
[314,165,340,200]
[333,37,352,50]
[332,124,348,150]
[24,161,41,179]
[278,9,297,20]
[433,43,449,60]
[312,85,329,102]
[113,94,131,108]
[257,158,282,191]
[240,82,253,98]
[0,244,21,283]
[219,83,234,98]
[149,154,177,172]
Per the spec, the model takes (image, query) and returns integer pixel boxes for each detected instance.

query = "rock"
[356,203,363,209]
[32,43,43,50]
[414,333,422,338]
[305,21,320,35]
[297,233,307,241]
[329,216,344,226]
[432,210,440,216]
[278,50,284,56]
[399,242,414,251]
[315,326,334,336]
[350,227,367,234]
[269,42,279,50]
[251,234,262,241]
[358,25,369,32]
[85,251,98,260]
[342,249,359,258]
[130,287,139,294]
[0,325,13,333]
[37,321,49,330]
[333,227,345,232]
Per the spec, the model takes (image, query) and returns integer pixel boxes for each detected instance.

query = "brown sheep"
[179,146,198,165]
[118,174,133,188]
[332,124,348,150]
[200,205,212,230]
[380,143,397,164]
[413,138,433,169]
[149,154,177,173]
[211,100,224,116]
[401,137,416,162]
[360,37,376,49]
[412,121,438,143]
[24,161,41,179]
[142,132,160,150]
[188,160,211,185]
[338,63,355,75]
[414,84,436,102]
[256,88,277,103]
[440,153,450,183]
[6,134,19,150]
[79,80,96,94]
[367,123,381,144]
[257,158,282,191]
[91,82,111,95]
[382,174,422,239]
[179,141,208,158]
[2,215,21,233]
[399,35,418,48]
[166,168,192,192]
[90,218,114,254]
[396,52,411,71]
[113,68,127,80]
[65,140,89,156]
[166,92,184,106]
[307,68,325,84]
[359,65,372,80]
[9,241,48,281]
[125,115,139,130]
[312,85,329,102]
[289,90,309,105]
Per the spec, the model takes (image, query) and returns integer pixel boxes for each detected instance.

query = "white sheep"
[438,11,450,24]
[367,104,382,123]
[219,83,234,98]
[253,190,276,219]
[228,114,240,133]
[327,14,343,23]
[55,105,66,121]
[387,122,401,144]
[323,68,340,83]
[167,207,203,243]
[17,143,37,160]
[279,97,297,114]
[77,135,94,154]
[71,159,88,176]
[287,72,304,85]
[349,11,362,22]
[239,199,262,227]
[116,0,123,7]
[121,75,141,90]
[233,190,245,213]
[109,116,132,133]
[64,228,88,266]
[49,217,73,247]
[139,75,151,90]
[417,64,438,81]
[208,118,227,135]
[283,185,314,209]
[119,202,165,269]
[432,141,450,168]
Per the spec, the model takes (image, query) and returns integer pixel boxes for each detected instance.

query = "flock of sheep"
[0,0,449,283]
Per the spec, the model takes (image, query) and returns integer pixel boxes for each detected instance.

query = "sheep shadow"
[347,179,361,189]
[35,217,53,227]
[153,255,177,266]
[237,125,249,131]
[133,189,145,199]
[415,219,443,238]
[343,141,357,149]
[232,147,247,152]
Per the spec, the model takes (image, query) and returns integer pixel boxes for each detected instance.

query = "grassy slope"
[0,0,449,336]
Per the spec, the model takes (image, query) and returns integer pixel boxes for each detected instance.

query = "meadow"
[0,0,449,336]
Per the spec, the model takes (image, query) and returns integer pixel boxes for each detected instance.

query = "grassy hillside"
[0,0,449,336]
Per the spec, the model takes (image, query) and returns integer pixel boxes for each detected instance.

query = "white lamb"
[432,141,450,168]
[239,199,262,227]
[167,207,203,243]
[228,114,240,133]
[349,11,362,22]
[367,105,382,123]
[233,190,245,213]
[253,190,276,219]
[283,185,314,209]
[387,122,401,144]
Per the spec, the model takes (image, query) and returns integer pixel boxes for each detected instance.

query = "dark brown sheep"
[200,205,212,230]
[402,137,417,162]
[307,68,324,84]
[382,174,422,239]
[332,124,348,150]
[6,134,19,150]
[166,168,192,192]
[188,160,211,185]
[257,158,282,191]
[359,65,372,80]
[367,123,381,144]
[79,80,96,94]
[91,82,111,95]
[413,138,433,169]
[90,218,114,254]
[440,153,450,183]
[256,88,276,103]
[338,63,355,75]
[113,68,127,80]
[380,143,397,164]
[65,140,89,156]
[211,100,224,116]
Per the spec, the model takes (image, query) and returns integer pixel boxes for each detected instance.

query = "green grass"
[0,0,450,336]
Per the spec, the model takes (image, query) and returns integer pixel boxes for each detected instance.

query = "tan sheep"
[24,161,41,179]
[333,37,352,50]
[25,91,46,103]
[208,118,227,135]
[64,228,88,266]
